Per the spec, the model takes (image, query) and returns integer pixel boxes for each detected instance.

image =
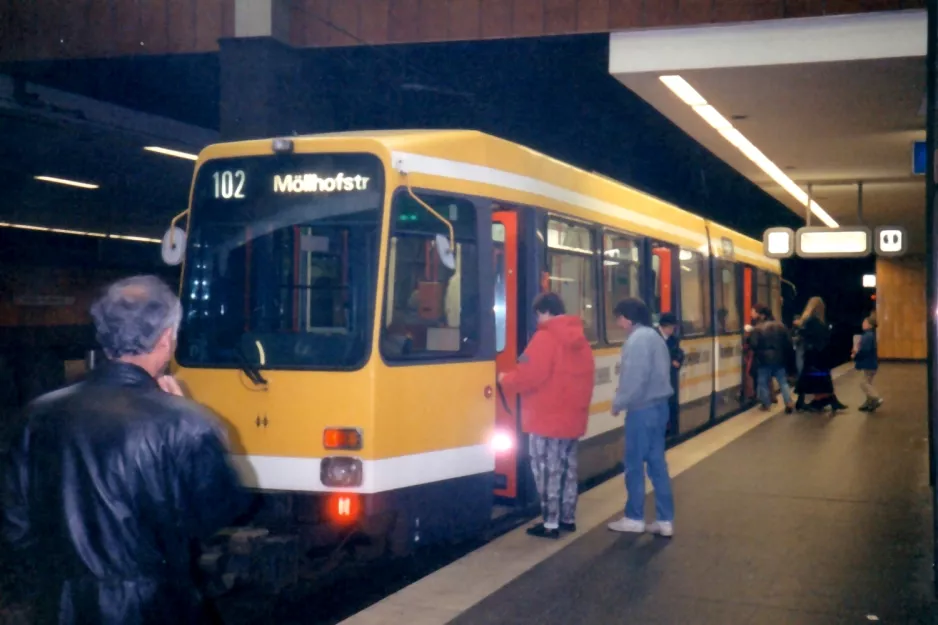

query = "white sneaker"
[646,521,673,537]
[607,517,645,533]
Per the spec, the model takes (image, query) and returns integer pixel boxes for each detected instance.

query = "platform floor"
[343,364,936,625]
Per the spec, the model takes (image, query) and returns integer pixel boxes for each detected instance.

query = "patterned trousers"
[529,434,579,529]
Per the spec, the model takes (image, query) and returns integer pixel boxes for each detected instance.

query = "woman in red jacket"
[498,292,595,539]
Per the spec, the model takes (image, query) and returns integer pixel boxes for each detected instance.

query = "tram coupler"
[199,527,299,596]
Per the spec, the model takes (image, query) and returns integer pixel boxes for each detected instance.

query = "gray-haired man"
[2,275,248,625]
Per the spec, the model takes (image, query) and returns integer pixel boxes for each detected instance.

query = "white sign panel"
[795,227,871,259]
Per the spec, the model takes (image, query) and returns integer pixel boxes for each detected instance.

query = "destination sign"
[273,172,371,194]
[193,153,383,207]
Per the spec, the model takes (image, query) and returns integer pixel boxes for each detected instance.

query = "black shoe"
[526,523,560,539]
[559,522,577,533]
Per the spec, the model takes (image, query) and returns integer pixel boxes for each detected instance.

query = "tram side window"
[493,223,507,353]
[679,249,709,337]
[756,269,771,310]
[650,243,673,325]
[769,273,783,322]
[603,231,642,343]
[546,219,598,342]
[381,192,480,360]
[713,259,741,334]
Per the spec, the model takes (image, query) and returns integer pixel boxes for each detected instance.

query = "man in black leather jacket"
[1,275,249,624]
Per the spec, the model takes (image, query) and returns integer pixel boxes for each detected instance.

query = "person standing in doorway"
[498,292,595,539]
[607,297,675,538]
[853,313,883,412]
[657,312,684,435]
[748,303,795,413]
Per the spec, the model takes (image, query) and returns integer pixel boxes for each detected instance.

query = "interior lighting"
[144,146,198,161]
[0,221,159,243]
[863,274,876,288]
[490,430,514,453]
[34,175,99,190]
[658,75,839,228]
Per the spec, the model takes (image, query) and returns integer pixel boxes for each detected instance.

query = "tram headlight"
[320,457,363,487]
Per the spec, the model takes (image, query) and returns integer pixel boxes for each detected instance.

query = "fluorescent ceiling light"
[34,175,99,190]
[658,75,839,228]
[659,75,707,107]
[862,274,876,288]
[0,221,159,244]
[144,146,198,161]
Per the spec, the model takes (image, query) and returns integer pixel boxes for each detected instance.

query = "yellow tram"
[165,130,781,587]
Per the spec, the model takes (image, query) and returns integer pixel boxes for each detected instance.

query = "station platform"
[341,363,936,625]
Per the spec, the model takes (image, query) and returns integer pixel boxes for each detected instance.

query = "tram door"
[492,211,520,500]
[742,266,754,405]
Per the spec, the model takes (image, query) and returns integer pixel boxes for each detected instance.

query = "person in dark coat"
[793,296,847,413]
[1,275,249,625]
[748,304,794,413]
[657,313,684,435]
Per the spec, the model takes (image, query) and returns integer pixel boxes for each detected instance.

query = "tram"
[163,130,782,590]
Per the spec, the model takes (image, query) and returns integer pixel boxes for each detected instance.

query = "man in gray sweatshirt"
[607,297,675,537]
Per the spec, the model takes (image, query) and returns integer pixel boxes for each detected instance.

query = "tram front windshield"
[176,152,384,371]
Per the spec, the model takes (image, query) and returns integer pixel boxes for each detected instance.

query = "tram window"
[756,269,771,311]
[713,260,741,334]
[679,249,708,337]
[493,223,507,353]
[381,192,480,360]
[546,219,598,342]
[603,231,641,343]
[650,243,673,325]
[769,273,782,321]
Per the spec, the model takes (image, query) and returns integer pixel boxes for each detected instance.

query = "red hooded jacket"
[500,315,595,439]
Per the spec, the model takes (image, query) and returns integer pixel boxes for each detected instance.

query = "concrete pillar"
[219,0,332,141]
[926,0,938,596]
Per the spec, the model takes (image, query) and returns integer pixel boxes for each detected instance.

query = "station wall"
[876,256,926,361]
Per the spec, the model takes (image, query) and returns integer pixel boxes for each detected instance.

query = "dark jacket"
[1,361,248,625]
[854,329,878,371]
[661,330,685,370]
[799,316,832,371]
[500,315,595,439]
[749,319,792,369]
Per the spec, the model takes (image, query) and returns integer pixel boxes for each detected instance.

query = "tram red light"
[329,494,360,524]
[324,428,363,450]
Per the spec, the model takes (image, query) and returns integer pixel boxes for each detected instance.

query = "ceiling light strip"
[658,75,839,229]
[0,221,159,244]
[34,175,99,190]
[144,146,198,161]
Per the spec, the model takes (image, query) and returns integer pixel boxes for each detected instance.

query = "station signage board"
[913,140,927,176]
[763,227,795,259]
[761,225,907,259]
[795,226,871,259]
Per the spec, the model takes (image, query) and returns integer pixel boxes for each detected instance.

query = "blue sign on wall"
[913,140,927,175]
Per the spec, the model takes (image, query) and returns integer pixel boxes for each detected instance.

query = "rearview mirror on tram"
[161,226,186,266]
[435,234,456,270]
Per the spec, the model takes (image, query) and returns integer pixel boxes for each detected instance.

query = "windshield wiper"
[235,345,268,386]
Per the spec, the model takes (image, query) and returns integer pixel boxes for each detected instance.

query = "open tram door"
[492,210,522,502]
[650,241,678,437]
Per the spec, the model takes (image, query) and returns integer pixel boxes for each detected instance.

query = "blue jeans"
[757,365,792,408]
[624,401,674,522]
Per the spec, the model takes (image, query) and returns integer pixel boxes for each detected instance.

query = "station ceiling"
[611,9,928,253]
[0,35,810,258]
[0,71,216,243]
